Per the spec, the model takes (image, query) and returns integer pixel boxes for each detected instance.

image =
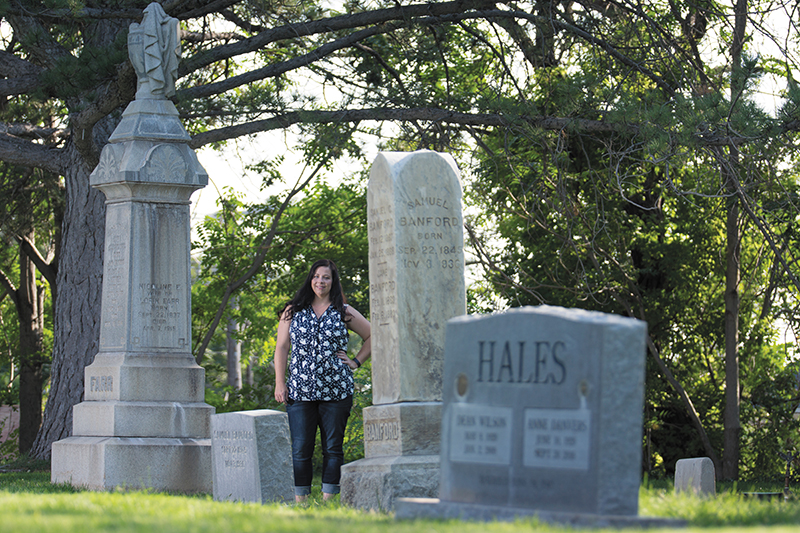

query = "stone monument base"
[51,436,211,493]
[394,498,687,528]
[73,401,212,437]
[340,454,439,511]
[362,402,441,457]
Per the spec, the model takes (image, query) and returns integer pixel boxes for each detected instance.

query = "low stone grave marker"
[211,409,293,504]
[675,457,716,496]
[395,306,683,526]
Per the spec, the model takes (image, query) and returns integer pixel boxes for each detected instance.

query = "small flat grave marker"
[675,457,716,496]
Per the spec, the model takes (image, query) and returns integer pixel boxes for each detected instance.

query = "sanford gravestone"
[340,150,466,510]
[395,306,667,525]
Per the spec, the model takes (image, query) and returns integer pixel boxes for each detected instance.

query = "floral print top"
[288,305,353,401]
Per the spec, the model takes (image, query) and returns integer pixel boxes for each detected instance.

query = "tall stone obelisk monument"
[51,3,213,492]
[340,151,467,510]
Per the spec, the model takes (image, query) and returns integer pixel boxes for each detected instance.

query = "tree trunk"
[722,189,741,479]
[226,313,242,390]
[17,229,45,454]
[245,356,255,387]
[721,0,747,481]
[29,144,105,460]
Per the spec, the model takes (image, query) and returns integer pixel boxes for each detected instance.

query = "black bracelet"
[353,358,362,368]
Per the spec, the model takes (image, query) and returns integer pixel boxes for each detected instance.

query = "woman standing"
[274,259,371,502]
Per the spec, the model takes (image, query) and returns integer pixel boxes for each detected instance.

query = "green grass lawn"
[3,467,800,532]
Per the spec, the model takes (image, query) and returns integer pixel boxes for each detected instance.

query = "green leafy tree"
[0,164,59,454]
[463,0,800,480]
[191,160,369,391]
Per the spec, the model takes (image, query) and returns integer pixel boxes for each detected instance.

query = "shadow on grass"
[0,456,79,494]
[0,470,81,494]
[6,465,800,528]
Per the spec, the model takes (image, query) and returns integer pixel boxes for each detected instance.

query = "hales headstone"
[396,306,667,525]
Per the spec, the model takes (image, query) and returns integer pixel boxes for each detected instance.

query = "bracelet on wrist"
[353,358,362,368]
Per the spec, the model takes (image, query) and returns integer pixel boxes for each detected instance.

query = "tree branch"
[0,133,65,175]
[177,0,500,76]
[0,50,43,78]
[16,235,57,290]
[189,104,794,151]
[179,21,403,101]
[169,0,242,20]
[193,156,329,363]
[181,30,246,43]
[0,49,43,96]
[188,107,628,148]
[352,42,410,98]
[3,0,237,23]
[0,75,42,98]
[0,267,19,309]
[3,5,142,21]
[0,123,69,143]
[220,8,267,34]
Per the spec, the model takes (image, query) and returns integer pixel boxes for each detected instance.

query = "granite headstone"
[675,457,716,496]
[395,306,671,525]
[211,410,294,504]
[340,150,466,510]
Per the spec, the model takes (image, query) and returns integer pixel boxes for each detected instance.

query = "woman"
[274,259,371,502]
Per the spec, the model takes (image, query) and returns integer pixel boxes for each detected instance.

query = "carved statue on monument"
[128,2,180,100]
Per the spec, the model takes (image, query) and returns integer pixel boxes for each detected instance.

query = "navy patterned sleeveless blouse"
[288,305,353,401]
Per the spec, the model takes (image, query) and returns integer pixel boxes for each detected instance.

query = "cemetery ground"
[3,461,800,532]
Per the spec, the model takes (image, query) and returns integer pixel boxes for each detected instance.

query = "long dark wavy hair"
[278,259,349,321]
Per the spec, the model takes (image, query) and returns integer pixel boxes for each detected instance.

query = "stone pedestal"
[342,402,441,510]
[340,151,466,510]
[51,93,212,493]
[52,437,211,492]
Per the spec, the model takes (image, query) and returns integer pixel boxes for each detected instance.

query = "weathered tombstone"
[340,150,466,510]
[396,306,681,526]
[51,3,213,492]
[675,457,716,496]
[0,405,19,460]
[211,410,294,504]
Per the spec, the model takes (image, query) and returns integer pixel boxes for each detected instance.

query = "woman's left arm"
[340,306,371,370]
